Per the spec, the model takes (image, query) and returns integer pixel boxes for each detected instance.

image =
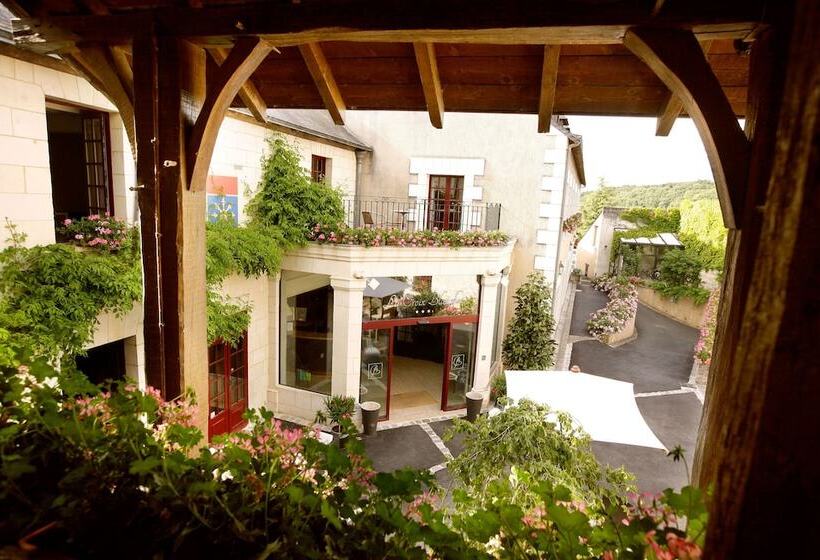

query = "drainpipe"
[553,138,576,300]
[354,150,366,227]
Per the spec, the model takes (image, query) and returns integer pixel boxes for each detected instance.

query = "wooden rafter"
[188,37,274,191]
[413,42,444,128]
[64,45,135,154]
[537,45,560,133]
[624,27,748,229]
[208,47,268,124]
[655,41,713,136]
[298,42,345,125]
[109,45,133,99]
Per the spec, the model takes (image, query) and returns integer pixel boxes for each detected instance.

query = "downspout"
[354,149,365,227]
[553,138,577,299]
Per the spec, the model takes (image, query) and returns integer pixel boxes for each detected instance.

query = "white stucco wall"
[343,110,583,328]
[576,207,632,278]
[211,113,358,223]
[0,54,136,249]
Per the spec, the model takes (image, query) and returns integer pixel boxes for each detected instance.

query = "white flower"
[220,470,234,482]
[43,377,59,389]
[138,485,150,493]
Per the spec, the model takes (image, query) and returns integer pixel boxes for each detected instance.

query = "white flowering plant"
[587,275,639,339]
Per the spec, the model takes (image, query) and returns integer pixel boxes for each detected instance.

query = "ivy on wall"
[0,222,142,363]
[205,135,345,344]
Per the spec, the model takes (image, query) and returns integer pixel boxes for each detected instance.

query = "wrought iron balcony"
[342,196,501,233]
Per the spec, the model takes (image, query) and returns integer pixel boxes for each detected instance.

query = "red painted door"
[428,175,464,231]
[208,335,249,439]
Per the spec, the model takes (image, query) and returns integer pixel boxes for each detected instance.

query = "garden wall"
[637,286,705,328]
[602,313,636,346]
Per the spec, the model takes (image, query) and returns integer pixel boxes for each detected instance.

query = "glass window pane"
[447,322,476,408]
[360,329,389,418]
[280,275,333,395]
[208,343,226,419]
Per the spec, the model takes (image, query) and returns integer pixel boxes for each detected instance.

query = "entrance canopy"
[506,370,665,449]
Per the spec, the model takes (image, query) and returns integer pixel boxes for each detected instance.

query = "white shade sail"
[505,370,665,450]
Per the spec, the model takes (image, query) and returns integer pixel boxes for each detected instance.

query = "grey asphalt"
[569,281,703,492]
[570,283,698,393]
[363,424,446,472]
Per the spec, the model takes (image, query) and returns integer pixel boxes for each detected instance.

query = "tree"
[579,186,615,235]
[502,272,556,370]
[245,135,345,249]
[446,400,634,509]
[658,249,702,287]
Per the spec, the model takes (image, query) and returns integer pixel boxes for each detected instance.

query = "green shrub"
[502,272,556,370]
[0,350,708,559]
[245,136,345,249]
[659,249,702,287]
[651,281,711,305]
[446,400,634,509]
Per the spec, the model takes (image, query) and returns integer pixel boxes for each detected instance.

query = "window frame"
[45,99,115,220]
[311,154,329,183]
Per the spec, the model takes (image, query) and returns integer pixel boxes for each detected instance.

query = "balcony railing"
[342,196,501,233]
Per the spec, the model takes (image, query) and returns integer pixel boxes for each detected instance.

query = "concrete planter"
[466,391,484,421]
[360,401,381,436]
[600,313,637,347]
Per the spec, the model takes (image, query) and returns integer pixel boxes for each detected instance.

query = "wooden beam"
[537,45,561,133]
[298,42,346,125]
[695,2,819,555]
[413,42,444,128]
[188,37,273,191]
[64,44,135,156]
[655,41,714,135]
[208,47,268,123]
[109,45,133,99]
[624,27,748,229]
[29,0,766,45]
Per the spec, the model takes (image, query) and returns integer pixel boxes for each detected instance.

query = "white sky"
[567,116,719,187]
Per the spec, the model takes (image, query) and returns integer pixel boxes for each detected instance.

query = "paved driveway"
[570,282,702,493]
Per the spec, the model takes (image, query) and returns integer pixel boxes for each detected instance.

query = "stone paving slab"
[363,424,445,472]
[428,419,466,457]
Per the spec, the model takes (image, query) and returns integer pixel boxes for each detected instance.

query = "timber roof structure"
[8,0,759,120]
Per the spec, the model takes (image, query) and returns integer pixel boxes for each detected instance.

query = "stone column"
[330,276,367,400]
[472,273,502,393]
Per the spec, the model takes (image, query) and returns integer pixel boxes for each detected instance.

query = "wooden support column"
[624,28,748,229]
[132,35,208,433]
[694,1,820,556]
[537,45,560,133]
[413,42,444,128]
[298,42,346,125]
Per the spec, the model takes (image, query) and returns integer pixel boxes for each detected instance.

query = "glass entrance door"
[360,328,391,419]
[443,322,477,409]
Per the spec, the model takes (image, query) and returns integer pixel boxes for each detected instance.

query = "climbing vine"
[206,135,345,344]
[0,221,142,363]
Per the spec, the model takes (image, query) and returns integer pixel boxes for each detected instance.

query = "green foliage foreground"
[0,350,708,559]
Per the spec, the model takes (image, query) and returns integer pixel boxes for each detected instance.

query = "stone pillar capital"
[330,276,367,292]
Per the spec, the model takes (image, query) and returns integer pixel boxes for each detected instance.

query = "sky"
[566,116,718,188]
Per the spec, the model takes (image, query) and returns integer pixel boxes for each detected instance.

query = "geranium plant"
[586,275,639,340]
[694,288,720,365]
[58,214,132,251]
[308,224,509,248]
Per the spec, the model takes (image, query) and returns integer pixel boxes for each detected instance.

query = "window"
[280,275,334,395]
[208,335,249,439]
[311,155,329,183]
[428,175,464,231]
[46,104,113,233]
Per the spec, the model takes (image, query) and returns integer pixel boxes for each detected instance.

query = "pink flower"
[74,234,83,240]
[63,218,72,226]
[88,214,100,221]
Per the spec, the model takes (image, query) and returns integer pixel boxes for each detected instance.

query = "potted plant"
[489,371,507,406]
[315,395,356,446]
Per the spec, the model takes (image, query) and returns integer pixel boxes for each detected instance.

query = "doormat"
[391,391,438,409]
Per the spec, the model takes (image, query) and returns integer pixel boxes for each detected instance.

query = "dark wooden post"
[694,0,820,556]
[132,34,208,423]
